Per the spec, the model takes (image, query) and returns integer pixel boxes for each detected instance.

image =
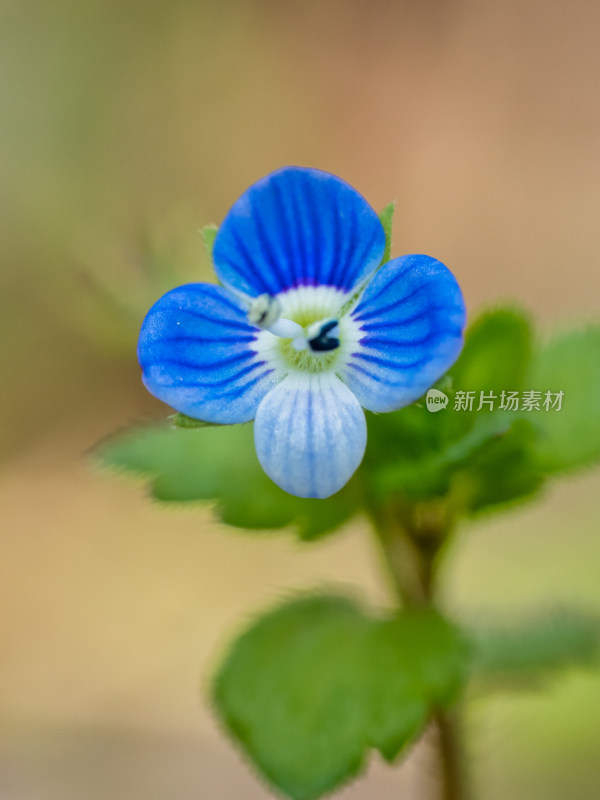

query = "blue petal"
[213,166,385,297]
[138,283,277,423]
[254,374,367,498]
[342,255,466,412]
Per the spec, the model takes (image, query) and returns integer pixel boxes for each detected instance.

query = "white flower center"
[251,286,362,377]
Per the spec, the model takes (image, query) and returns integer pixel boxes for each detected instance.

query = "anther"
[307,319,340,352]
[248,294,282,329]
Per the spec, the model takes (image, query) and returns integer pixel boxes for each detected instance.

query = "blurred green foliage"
[470,610,600,689]
[529,326,600,473]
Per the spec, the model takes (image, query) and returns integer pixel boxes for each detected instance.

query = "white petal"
[254,373,367,499]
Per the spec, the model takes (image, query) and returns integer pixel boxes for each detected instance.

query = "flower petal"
[343,255,466,412]
[254,373,367,498]
[138,283,277,423]
[213,166,385,297]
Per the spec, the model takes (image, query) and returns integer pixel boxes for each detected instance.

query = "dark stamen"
[308,320,340,352]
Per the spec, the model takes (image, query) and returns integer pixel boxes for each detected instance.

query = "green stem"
[371,503,468,800]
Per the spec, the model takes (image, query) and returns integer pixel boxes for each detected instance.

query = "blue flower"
[138,167,466,499]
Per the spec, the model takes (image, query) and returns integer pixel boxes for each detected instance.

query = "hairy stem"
[371,504,468,800]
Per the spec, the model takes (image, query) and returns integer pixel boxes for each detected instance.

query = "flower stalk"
[370,501,468,800]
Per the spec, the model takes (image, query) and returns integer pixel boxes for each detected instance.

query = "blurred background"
[2,0,600,797]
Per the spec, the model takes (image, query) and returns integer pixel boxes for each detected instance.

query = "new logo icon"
[426,388,448,412]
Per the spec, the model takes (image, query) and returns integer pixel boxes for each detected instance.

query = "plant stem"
[371,504,468,800]
[434,710,467,800]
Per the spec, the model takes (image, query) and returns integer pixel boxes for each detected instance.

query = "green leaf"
[444,305,534,450]
[470,609,600,689]
[201,223,218,261]
[96,422,358,540]
[459,322,600,512]
[451,306,532,395]
[455,419,544,514]
[363,307,535,506]
[213,594,467,800]
[378,202,395,264]
[444,318,600,515]
[527,324,600,473]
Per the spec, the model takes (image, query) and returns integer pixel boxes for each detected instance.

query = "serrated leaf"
[470,609,600,689]
[213,594,468,800]
[96,422,357,540]
[378,202,395,265]
[527,325,600,473]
